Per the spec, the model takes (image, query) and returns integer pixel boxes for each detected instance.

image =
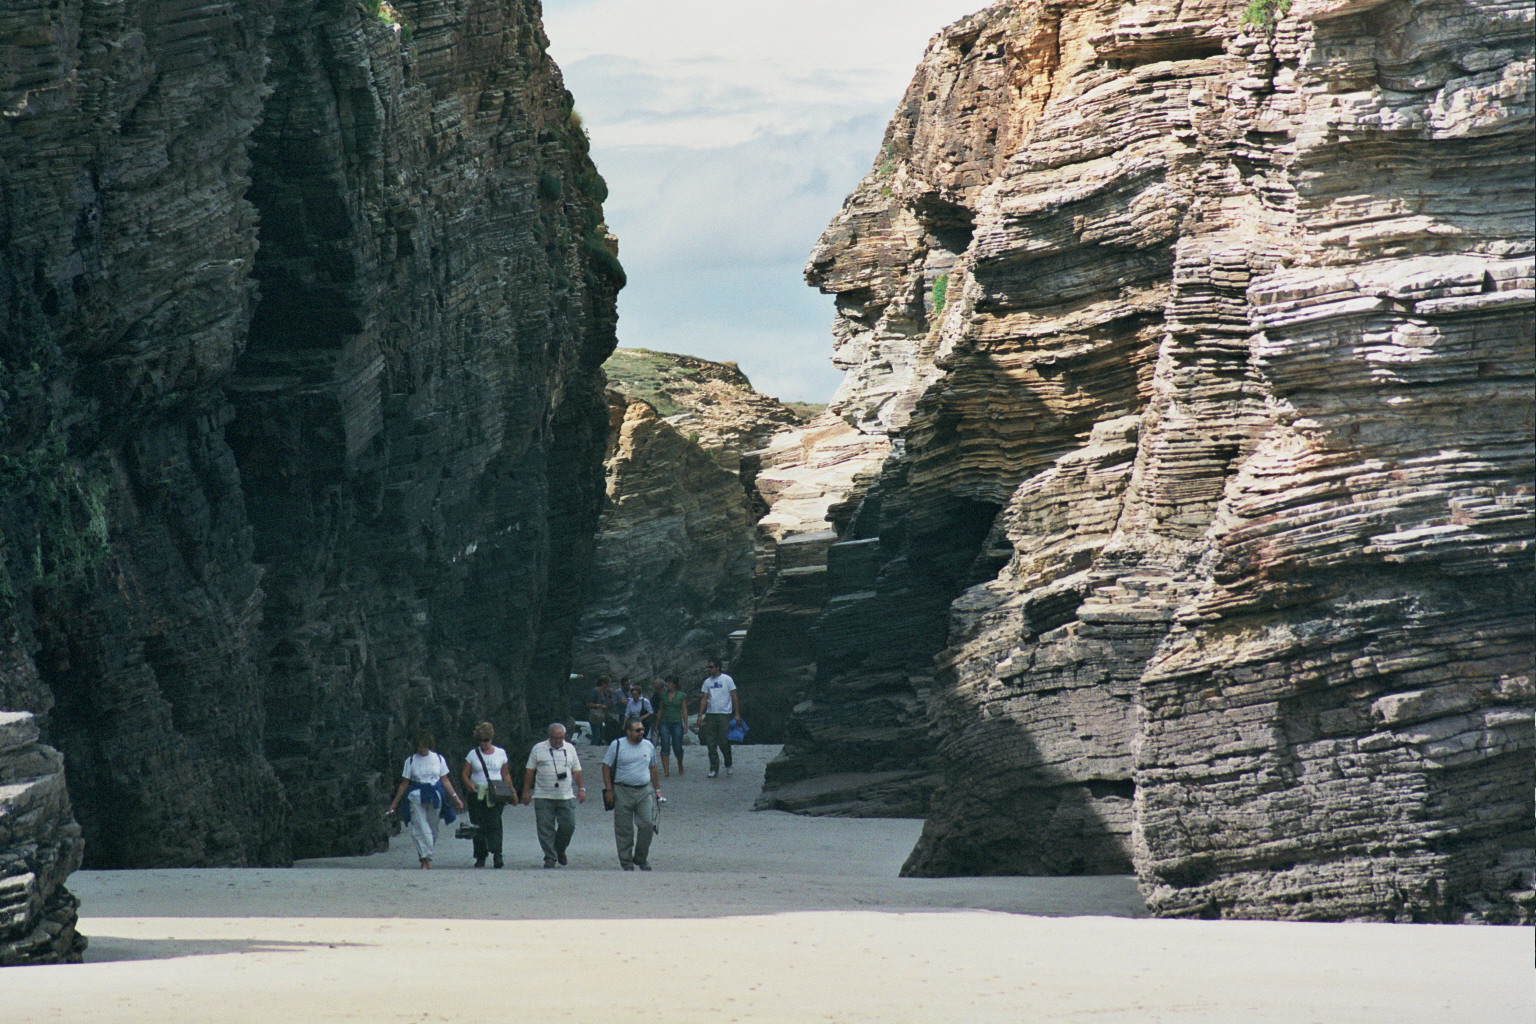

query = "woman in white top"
[387,729,465,869]
[460,721,519,868]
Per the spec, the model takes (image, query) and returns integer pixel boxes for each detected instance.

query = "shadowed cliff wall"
[0,0,619,883]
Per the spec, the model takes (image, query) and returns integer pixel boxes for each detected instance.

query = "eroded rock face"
[0,0,618,868]
[576,351,816,731]
[572,386,759,688]
[764,0,1533,921]
[0,713,85,965]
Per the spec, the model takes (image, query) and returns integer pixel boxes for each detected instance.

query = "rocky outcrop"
[575,350,807,711]
[0,0,618,870]
[761,0,1533,922]
[0,712,85,965]
[735,413,892,751]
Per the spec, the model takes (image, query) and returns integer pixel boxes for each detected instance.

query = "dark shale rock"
[757,0,1533,922]
[0,0,618,879]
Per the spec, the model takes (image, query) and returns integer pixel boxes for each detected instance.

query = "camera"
[555,771,568,781]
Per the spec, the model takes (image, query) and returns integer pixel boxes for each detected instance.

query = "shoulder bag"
[474,747,515,805]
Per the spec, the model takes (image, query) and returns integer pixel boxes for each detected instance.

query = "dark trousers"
[588,710,609,744]
[467,797,504,859]
[701,713,733,772]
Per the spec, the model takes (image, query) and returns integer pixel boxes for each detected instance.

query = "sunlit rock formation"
[0,0,619,870]
[574,350,803,691]
[757,0,1533,922]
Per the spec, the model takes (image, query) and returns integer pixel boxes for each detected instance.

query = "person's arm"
[642,699,654,723]
[731,688,741,722]
[500,760,519,805]
[387,776,409,813]
[460,759,476,798]
[601,754,614,797]
[522,765,536,805]
[649,754,661,796]
[439,766,464,810]
[574,768,587,803]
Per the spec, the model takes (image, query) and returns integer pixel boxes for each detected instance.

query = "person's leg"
[552,800,576,863]
[722,726,733,771]
[406,790,432,862]
[419,803,441,866]
[613,787,636,868]
[632,790,657,868]
[703,714,723,773]
[534,799,558,864]
[674,721,685,774]
[486,801,505,865]
[468,798,490,864]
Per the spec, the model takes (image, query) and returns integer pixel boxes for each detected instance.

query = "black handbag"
[475,747,516,805]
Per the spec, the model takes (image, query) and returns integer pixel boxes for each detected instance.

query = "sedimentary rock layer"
[0,712,85,964]
[0,0,618,868]
[578,350,819,737]
[760,0,1533,921]
[573,382,759,690]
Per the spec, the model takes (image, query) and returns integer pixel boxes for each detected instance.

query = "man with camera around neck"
[522,722,586,868]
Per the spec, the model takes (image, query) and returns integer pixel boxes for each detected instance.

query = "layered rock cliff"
[573,350,801,690]
[0,0,618,870]
[759,0,1533,922]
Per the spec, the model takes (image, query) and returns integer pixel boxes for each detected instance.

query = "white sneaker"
[725,766,733,776]
[707,770,717,778]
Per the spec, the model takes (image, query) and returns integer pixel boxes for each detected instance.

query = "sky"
[542,0,989,403]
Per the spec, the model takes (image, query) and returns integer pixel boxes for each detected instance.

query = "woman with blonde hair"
[460,721,518,868]
[387,729,465,869]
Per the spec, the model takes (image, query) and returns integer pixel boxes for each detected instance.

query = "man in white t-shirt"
[693,658,740,778]
[521,723,586,868]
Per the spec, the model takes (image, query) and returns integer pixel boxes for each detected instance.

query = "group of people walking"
[388,659,743,870]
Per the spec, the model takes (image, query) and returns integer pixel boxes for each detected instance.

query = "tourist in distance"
[386,728,465,870]
[623,682,654,728]
[460,721,519,869]
[601,717,663,870]
[585,675,617,744]
[522,722,586,868]
[655,675,689,777]
[694,658,740,778]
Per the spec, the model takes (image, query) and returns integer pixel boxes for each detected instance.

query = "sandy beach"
[5,744,1530,1023]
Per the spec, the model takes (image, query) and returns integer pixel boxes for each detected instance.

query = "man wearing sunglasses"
[601,717,663,871]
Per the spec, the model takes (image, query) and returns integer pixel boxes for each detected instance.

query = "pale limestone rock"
[754,0,1533,922]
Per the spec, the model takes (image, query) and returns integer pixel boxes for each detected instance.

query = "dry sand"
[6,744,1530,1023]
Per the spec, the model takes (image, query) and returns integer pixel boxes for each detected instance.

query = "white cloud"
[544,0,990,400]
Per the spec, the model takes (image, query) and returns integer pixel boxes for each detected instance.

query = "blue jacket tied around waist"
[401,781,456,825]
